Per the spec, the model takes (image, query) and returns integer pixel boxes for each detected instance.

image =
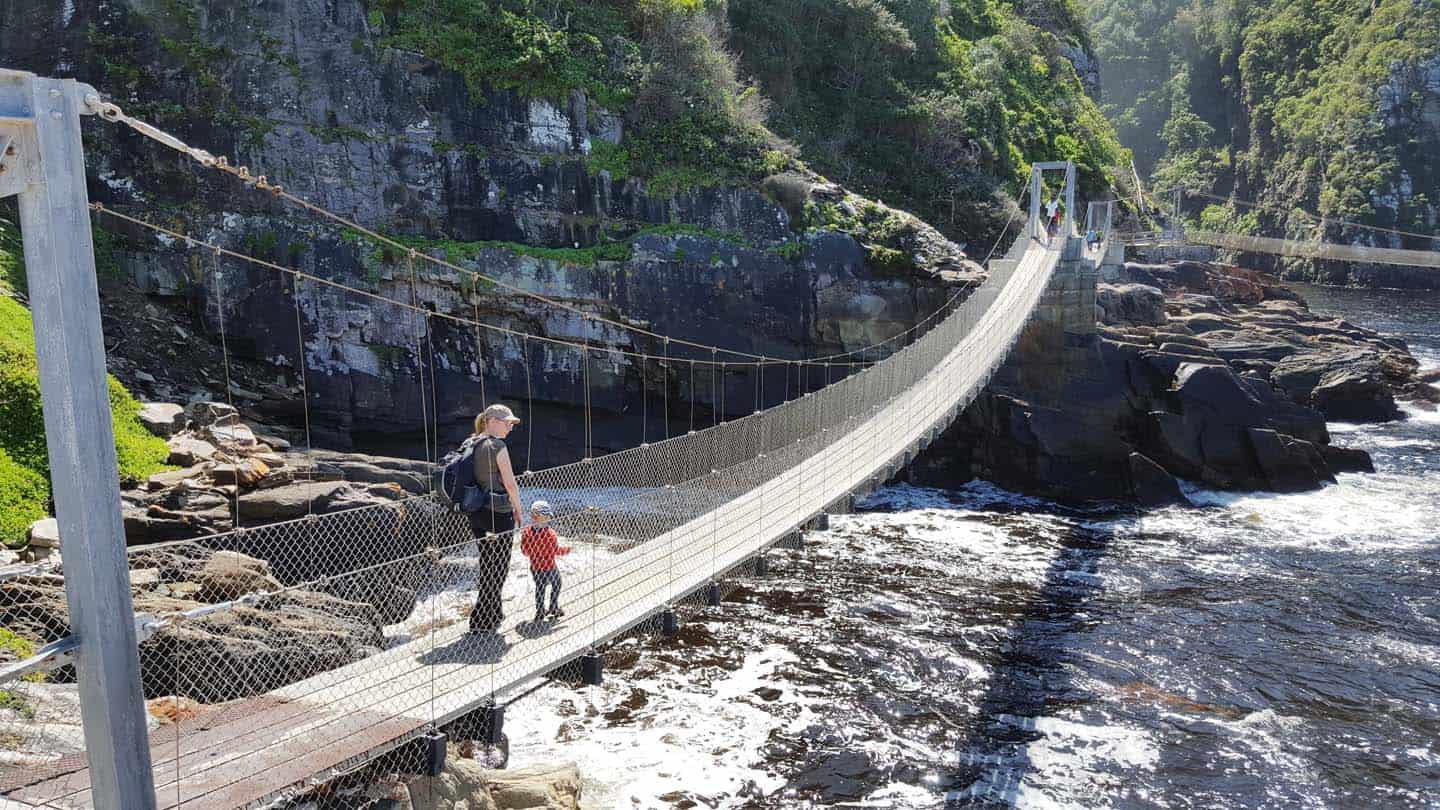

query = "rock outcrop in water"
[911,260,1436,502]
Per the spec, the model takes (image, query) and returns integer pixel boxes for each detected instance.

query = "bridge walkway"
[9,234,1064,810]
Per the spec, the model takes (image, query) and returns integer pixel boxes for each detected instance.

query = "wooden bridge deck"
[9,240,1056,810]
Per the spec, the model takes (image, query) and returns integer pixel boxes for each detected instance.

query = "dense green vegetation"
[1086,0,1440,256]
[374,0,793,194]
[0,217,172,548]
[367,0,1123,246]
[728,0,1126,243]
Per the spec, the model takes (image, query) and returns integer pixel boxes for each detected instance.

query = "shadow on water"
[944,510,1120,807]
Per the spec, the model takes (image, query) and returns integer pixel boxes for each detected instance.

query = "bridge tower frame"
[0,69,159,810]
[1028,161,1077,240]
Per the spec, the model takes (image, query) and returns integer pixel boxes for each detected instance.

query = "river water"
[499,284,1440,809]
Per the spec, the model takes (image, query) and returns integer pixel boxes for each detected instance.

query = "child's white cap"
[530,499,554,516]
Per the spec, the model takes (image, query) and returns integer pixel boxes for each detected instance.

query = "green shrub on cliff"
[0,295,171,548]
[0,449,47,551]
[728,0,1126,245]
[379,0,792,193]
[381,0,640,108]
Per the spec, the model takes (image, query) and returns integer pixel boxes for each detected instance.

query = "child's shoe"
[550,607,565,618]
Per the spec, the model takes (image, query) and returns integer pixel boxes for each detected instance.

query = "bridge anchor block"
[424,729,447,777]
[480,700,505,746]
[581,651,603,685]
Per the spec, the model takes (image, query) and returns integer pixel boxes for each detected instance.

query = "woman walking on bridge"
[467,404,525,634]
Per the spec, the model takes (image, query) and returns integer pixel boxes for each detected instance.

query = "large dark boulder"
[1096,283,1166,326]
[1273,349,1404,422]
[1320,444,1376,474]
[1173,362,1263,415]
[1245,428,1334,492]
[1138,364,1338,491]
[1128,452,1186,506]
[1311,368,1404,422]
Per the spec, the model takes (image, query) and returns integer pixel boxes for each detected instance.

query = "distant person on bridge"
[520,499,571,622]
[466,404,525,634]
[1046,197,1061,241]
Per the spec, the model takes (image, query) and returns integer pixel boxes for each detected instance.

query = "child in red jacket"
[520,500,571,621]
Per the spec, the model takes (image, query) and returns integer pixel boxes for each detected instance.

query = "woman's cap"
[482,404,522,424]
[530,499,554,516]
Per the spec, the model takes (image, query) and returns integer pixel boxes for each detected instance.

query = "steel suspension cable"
[89,203,870,369]
[471,273,487,407]
[208,248,241,532]
[90,97,977,368]
[523,335,534,473]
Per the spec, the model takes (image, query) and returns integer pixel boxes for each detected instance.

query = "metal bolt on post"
[0,69,158,809]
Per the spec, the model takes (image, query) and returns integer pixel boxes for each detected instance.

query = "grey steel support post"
[1063,163,1076,237]
[1029,168,1042,239]
[0,70,158,809]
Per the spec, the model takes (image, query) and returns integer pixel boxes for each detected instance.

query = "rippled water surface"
[502,285,1440,809]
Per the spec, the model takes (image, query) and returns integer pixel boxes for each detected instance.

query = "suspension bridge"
[1,69,1436,810]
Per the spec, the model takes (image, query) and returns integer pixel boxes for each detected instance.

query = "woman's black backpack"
[435,440,488,512]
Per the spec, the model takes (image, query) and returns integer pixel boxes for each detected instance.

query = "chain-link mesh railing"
[1187,229,1440,268]
[0,231,1065,809]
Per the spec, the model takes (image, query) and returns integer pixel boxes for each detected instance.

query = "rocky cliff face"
[1,0,979,468]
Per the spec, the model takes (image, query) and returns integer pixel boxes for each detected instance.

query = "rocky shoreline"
[912,259,1439,503]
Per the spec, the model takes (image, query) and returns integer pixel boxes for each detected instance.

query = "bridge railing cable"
[0,227,1068,809]
[87,96,988,369]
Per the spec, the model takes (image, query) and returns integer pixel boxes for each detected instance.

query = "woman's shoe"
[549,607,565,618]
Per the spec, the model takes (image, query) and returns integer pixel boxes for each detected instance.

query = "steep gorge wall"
[1085,0,1440,288]
[0,0,979,469]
